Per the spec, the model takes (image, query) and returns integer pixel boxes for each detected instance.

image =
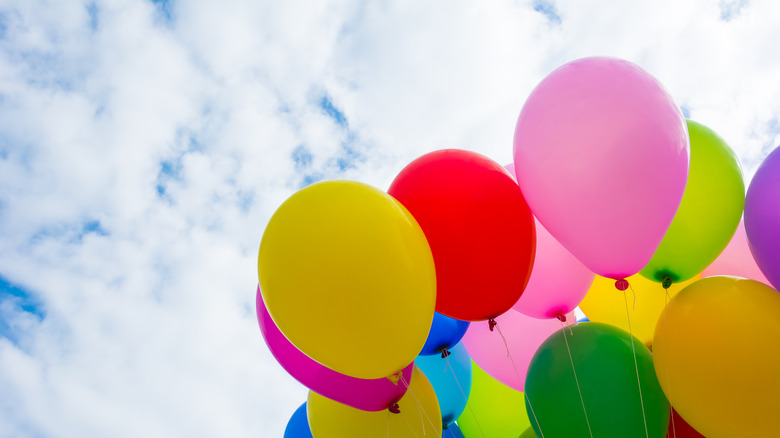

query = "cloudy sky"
[1,0,779,436]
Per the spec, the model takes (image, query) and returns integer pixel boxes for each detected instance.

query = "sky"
[0,0,779,436]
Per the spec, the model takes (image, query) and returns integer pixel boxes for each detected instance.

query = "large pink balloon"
[462,309,573,391]
[513,57,689,280]
[256,287,412,411]
[505,164,593,318]
[701,220,769,285]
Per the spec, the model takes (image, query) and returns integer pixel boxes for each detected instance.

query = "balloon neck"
[440,347,451,358]
[488,318,497,332]
[554,312,567,322]
[388,403,401,414]
[386,371,402,386]
[662,276,673,289]
[615,279,630,291]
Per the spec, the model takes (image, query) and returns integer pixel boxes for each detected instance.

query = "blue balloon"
[419,312,470,356]
[284,402,313,438]
[416,341,472,428]
[443,423,466,437]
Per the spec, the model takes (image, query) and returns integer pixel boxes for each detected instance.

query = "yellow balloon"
[653,276,780,438]
[307,366,442,437]
[258,180,436,379]
[579,274,699,347]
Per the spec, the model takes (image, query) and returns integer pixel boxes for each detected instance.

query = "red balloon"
[388,149,536,321]
[667,408,707,438]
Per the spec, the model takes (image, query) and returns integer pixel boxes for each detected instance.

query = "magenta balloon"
[702,220,769,285]
[745,145,780,291]
[256,287,412,411]
[513,57,689,280]
[462,309,573,391]
[512,218,594,319]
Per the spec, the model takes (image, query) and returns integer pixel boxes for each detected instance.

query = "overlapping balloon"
[256,56,779,437]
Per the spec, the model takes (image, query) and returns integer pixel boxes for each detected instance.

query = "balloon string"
[494,321,546,438]
[400,374,438,434]
[444,351,486,438]
[664,288,677,438]
[625,286,650,438]
[562,327,594,438]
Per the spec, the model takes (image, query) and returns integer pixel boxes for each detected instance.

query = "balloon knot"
[662,276,673,289]
[554,312,567,322]
[440,347,451,358]
[388,403,401,414]
[615,279,629,291]
[488,318,497,332]
[386,371,402,386]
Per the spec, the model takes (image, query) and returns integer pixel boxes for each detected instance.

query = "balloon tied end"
[662,276,673,289]
[615,278,629,291]
[488,318,497,332]
[554,312,567,322]
[386,371,402,386]
[388,403,401,414]
[440,347,451,358]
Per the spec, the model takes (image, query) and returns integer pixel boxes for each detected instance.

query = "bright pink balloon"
[701,220,769,285]
[462,310,573,391]
[256,287,412,411]
[513,57,689,280]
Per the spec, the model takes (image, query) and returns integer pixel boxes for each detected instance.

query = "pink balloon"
[702,220,770,285]
[462,310,573,391]
[256,287,412,411]
[513,57,689,280]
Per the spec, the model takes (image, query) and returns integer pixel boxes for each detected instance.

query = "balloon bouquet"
[256,57,780,438]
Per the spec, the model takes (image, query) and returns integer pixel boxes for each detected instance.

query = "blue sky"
[1,0,780,436]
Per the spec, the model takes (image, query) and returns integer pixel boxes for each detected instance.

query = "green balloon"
[525,322,669,438]
[457,361,530,437]
[641,119,744,284]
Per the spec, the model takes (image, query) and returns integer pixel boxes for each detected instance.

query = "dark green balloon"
[524,322,669,438]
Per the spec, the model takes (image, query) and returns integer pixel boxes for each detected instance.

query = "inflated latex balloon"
[416,342,472,428]
[462,308,572,391]
[457,362,530,438]
[284,403,313,438]
[307,366,442,438]
[258,180,436,379]
[641,120,744,284]
[579,274,698,347]
[513,57,689,280]
[512,218,594,319]
[745,145,780,291]
[419,312,470,356]
[256,288,412,411]
[525,323,669,438]
[701,220,769,285]
[666,408,706,438]
[653,276,780,438]
[388,149,536,321]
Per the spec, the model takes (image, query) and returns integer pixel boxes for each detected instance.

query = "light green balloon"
[641,120,744,284]
[457,361,530,437]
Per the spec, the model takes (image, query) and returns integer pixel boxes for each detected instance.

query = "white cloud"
[1,0,779,436]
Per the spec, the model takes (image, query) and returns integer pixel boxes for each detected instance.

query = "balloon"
[256,288,412,411]
[579,274,699,347]
[512,218,594,319]
[745,145,780,291]
[443,424,465,438]
[307,366,442,438]
[258,180,436,379]
[388,149,536,321]
[457,361,530,438]
[653,276,780,438]
[641,120,744,284]
[416,342,472,428]
[525,322,669,438]
[284,403,314,438]
[666,408,706,438]
[419,312,470,356]
[519,426,537,438]
[513,57,689,280]
[701,219,769,285]
[462,308,573,391]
